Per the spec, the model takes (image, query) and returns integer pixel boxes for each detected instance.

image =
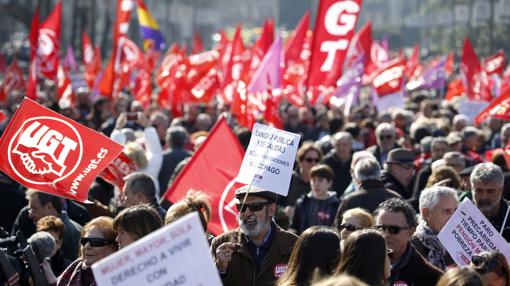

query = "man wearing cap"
[211,186,298,286]
[470,163,510,241]
[381,148,416,199]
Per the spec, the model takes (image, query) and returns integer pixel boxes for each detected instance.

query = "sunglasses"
[236,201,271,213]
[80,237,115,247]
[472,255,507,276]
[303,157,320,163]
[379,135,394,140]
[374,225,411,235]
[339,224,361,232]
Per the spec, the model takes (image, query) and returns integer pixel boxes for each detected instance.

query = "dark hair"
[297,141,323,164]
[113,205,163,240]
[437,267,484,286]
[166,126,189,148]
[374,198,418,228]
[471,251,510,286]
[277,226,341,286]
[335,229,387,286]
[310,164,334,181]
[26,190,63,214]
[124,172,157,203]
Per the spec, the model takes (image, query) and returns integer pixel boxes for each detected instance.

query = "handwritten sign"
[236,123,300,196]
[92,212,222,286]
[438,198,510,266]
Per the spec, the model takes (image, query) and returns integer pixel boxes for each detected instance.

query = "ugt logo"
[8,117,83,185]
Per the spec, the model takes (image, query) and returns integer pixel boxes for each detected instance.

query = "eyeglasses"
[379,135,394,140]
[374,225,411,235]
[303,157,320,163]
[236,201,271,213]
[471,254,507,276]
[339,224,361,232]
[80,237,115,247]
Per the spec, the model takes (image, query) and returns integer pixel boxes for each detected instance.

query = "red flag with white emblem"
[162,116,245,235]
[372,57,407,96]
[0,98,123,202]
[484,50,506,76]
[0,59,25,103]
[475,87,510,124]
[37,1,61,80]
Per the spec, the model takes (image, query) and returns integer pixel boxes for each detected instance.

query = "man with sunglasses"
[211,186,297,286]
[374,198,443,286]
[381,148,416,199]
[470,163,510,241]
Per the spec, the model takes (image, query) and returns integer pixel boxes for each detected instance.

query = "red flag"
[192,32,204,55]
[37,1,61,80]
[82,32,101,89]
[27,7,40,100]
[133,68,152,109]
[344,21,371,69]
[250,18,275,77]
[406,44,420,77]
[0,52,6,73]
[372,57,407,96]
[0,111,6,124]
[445,51,454,77]
[162,116,245,236]
[445,78,465,101]
[99,152,138,190]
[0,98,123,202]
[475,87,510,124]
[0,59,26,103]
[461,37,490,101]
[484,50,506,76]
[184,50,221,103]
[56,64,75,109]
[284,11,310,64]
[98,0,134,97]
[117,38,144,88]
[308,0,362,87]
[264,87,283,129]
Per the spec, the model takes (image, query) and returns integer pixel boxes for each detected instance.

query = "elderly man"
[381,148,416,199]
[367,122,399,166]
[323,131,353,197]
[121,172,167,220]
[374,198,443,286]
[211,186,297,286]
[470,163,510,241]
[335,157,400,224]
[411,186,458,270]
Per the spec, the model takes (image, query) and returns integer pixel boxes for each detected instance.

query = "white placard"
[92,213,222,286]
[374,90,406,114]
[438,199,510,266]
[236,123,300,196]
[458,99,490,124]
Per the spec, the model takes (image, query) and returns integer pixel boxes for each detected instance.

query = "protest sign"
[236,123,300,196]
[0,98,123,202]
[438,198,510,266]
[92,212,222,286]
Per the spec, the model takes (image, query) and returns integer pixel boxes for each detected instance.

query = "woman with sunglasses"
[335,229,391,286]
[337,208,374,249]
[281,142,323,226]
[470,251,510,286]
[57,217,117,286]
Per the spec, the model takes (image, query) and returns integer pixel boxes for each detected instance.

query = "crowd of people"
[1,78,510,286]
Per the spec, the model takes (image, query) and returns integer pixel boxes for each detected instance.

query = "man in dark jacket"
[374,198,443,286]
[211,186,297,286]
[367,122,398,166]
[470,163,510,241]
[382,148,416,199]
[323,131,352,197]
[158,126,192,196]
[335,157,400,225]
[121,172,167,220]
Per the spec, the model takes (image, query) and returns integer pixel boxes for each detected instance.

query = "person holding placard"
[470,163,510,241]
[211,186,297,286]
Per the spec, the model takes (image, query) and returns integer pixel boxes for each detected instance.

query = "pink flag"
[247,37,282,93]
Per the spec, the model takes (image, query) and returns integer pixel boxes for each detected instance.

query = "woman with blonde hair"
[336,208,374,249]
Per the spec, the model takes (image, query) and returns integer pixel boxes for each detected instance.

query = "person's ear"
[421,208,430,221]
[268,202,276,216]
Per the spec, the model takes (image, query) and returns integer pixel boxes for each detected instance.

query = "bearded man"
[211,186,297,286]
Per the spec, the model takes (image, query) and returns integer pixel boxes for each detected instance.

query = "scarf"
[414,221,446,270]
[57,258,96,286]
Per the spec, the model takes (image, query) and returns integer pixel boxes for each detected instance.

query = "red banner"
[0,59,25,102]
[99,152,138,190]
[475,87,510,124]
[0,98,123,202]
[308,0,362,87]
[37,1,61,80]
[372,57,406,96]
[484,50,506,76]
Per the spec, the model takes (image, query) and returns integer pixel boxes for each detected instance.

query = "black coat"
[335,179,401,226]
[381,170,412,199]
[323,151,352,198]
[389,244,443,286]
